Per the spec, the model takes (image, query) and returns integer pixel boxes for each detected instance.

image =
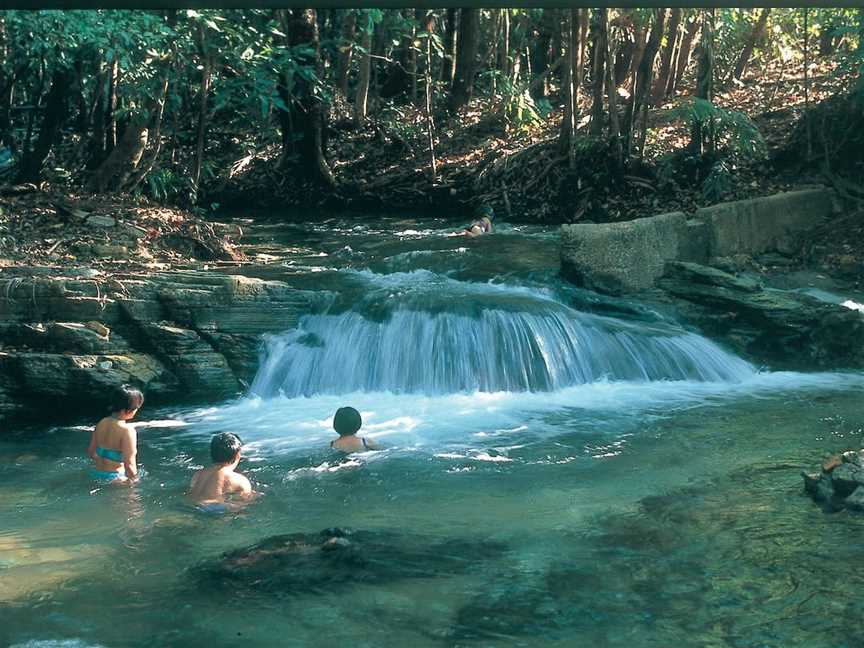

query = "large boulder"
[658,261,864,369]
[695,187,835,258]
[561,212,688,295]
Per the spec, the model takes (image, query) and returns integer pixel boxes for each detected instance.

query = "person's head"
[333,407,362,437]
[476,204,494,221]
[110,385,144,420]
[211,432,243,465]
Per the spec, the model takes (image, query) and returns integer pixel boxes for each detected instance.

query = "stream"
[2,213,863,647]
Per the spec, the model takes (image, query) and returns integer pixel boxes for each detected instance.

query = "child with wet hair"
[188,432,255,514]
[87,384,144,483]
[329,407,380,453]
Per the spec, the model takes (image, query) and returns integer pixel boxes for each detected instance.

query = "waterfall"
[251,272,754,397]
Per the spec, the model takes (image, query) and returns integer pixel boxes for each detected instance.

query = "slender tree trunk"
[624,8,666,158]
[604,9,623,169]
[105,55,118,152]
[335,10,356,96]
[627,21,648,92]
[191,23,212,202]
[500,9,510,80]
[653,8,681,102]
[0,19,13,149]
[577,8,588,93]
[17,67,71,184]
[86,63,107,169]
[669,13,699,96]
[589,9,607,136]
[559,9,579,166]
[691,9,715,156]
[441,8,457,88]
[410,9,419,104]
[804,8,812,161]
[354,14,372,126]
[731,8,771,82]
[449,8,480,112]
[125,70,170,192]
[423,11,437,181]
[531,10,553,100]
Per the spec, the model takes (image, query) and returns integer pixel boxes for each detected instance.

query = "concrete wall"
[560,188,835,295]
[694,188,834,258]
[560,212,687,294]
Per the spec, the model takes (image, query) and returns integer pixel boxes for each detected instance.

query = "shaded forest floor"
[0,58,861,283]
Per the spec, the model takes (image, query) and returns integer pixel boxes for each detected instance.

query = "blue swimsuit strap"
[96,446,124,462]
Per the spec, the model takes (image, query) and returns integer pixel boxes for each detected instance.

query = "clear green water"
[2,216,863,648]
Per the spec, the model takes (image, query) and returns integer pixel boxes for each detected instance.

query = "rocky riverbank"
[0,267,318,424]
[560,187,864,370]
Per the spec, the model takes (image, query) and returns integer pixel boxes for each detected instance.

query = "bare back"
[89,416,136,475]
[188,465,251,505]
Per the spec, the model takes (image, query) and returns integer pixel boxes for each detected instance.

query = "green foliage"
[676,98,767,160]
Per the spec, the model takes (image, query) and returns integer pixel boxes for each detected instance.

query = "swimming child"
[188,432,254,514]
[459,204,494,237]
[329,406,380,453]
[87,385,144,484]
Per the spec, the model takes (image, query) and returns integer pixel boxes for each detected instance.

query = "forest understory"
[0,8,862,284]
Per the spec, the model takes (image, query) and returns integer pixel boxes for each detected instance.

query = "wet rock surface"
[802,449,864,511]
[657,261,864,370]
[0,267,317,423]
[191,528,506,596]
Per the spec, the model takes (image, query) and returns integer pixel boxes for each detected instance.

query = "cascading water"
[251,269,754,397]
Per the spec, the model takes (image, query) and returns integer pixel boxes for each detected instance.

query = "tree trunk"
[577,9,588,92]
[410,9,420,104]
[191,23,212,202]
[279,9,335,188]
[653,8,681,102]
[691,9,715,156]
[627,20,648,92]
[604,9,623,169]
[0,19,13,149]
[423,11,437,181]
[449,8,480,112]
[105,56,119,152]
[441,8,457,88]
[669,13,698,97]
[87,117,147,192]
[500,9,510,80]
[86,63,107,169]
[589,9,607,136]
[559,9,580,165]
[354,14,372,126]
[731,8,770,82]
[624,8,666,159]
[335,10,356,96]
[125,70,170,192]
[17,67,71,184]
[530,10,553,100]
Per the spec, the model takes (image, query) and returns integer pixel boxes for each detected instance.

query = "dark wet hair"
[476,204,494,220]
[333,407,362,437]
[211,432,243,464]
[110,384,144,414]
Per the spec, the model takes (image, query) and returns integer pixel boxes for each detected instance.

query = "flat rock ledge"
[657,261,864,370]
[803,450,864,512]
[0,267,319,424]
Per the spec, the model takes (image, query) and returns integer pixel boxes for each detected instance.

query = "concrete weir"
[560,188,836,295]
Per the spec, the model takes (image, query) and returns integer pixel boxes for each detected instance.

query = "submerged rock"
[192,528,505,596]
[802,450,864,511]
